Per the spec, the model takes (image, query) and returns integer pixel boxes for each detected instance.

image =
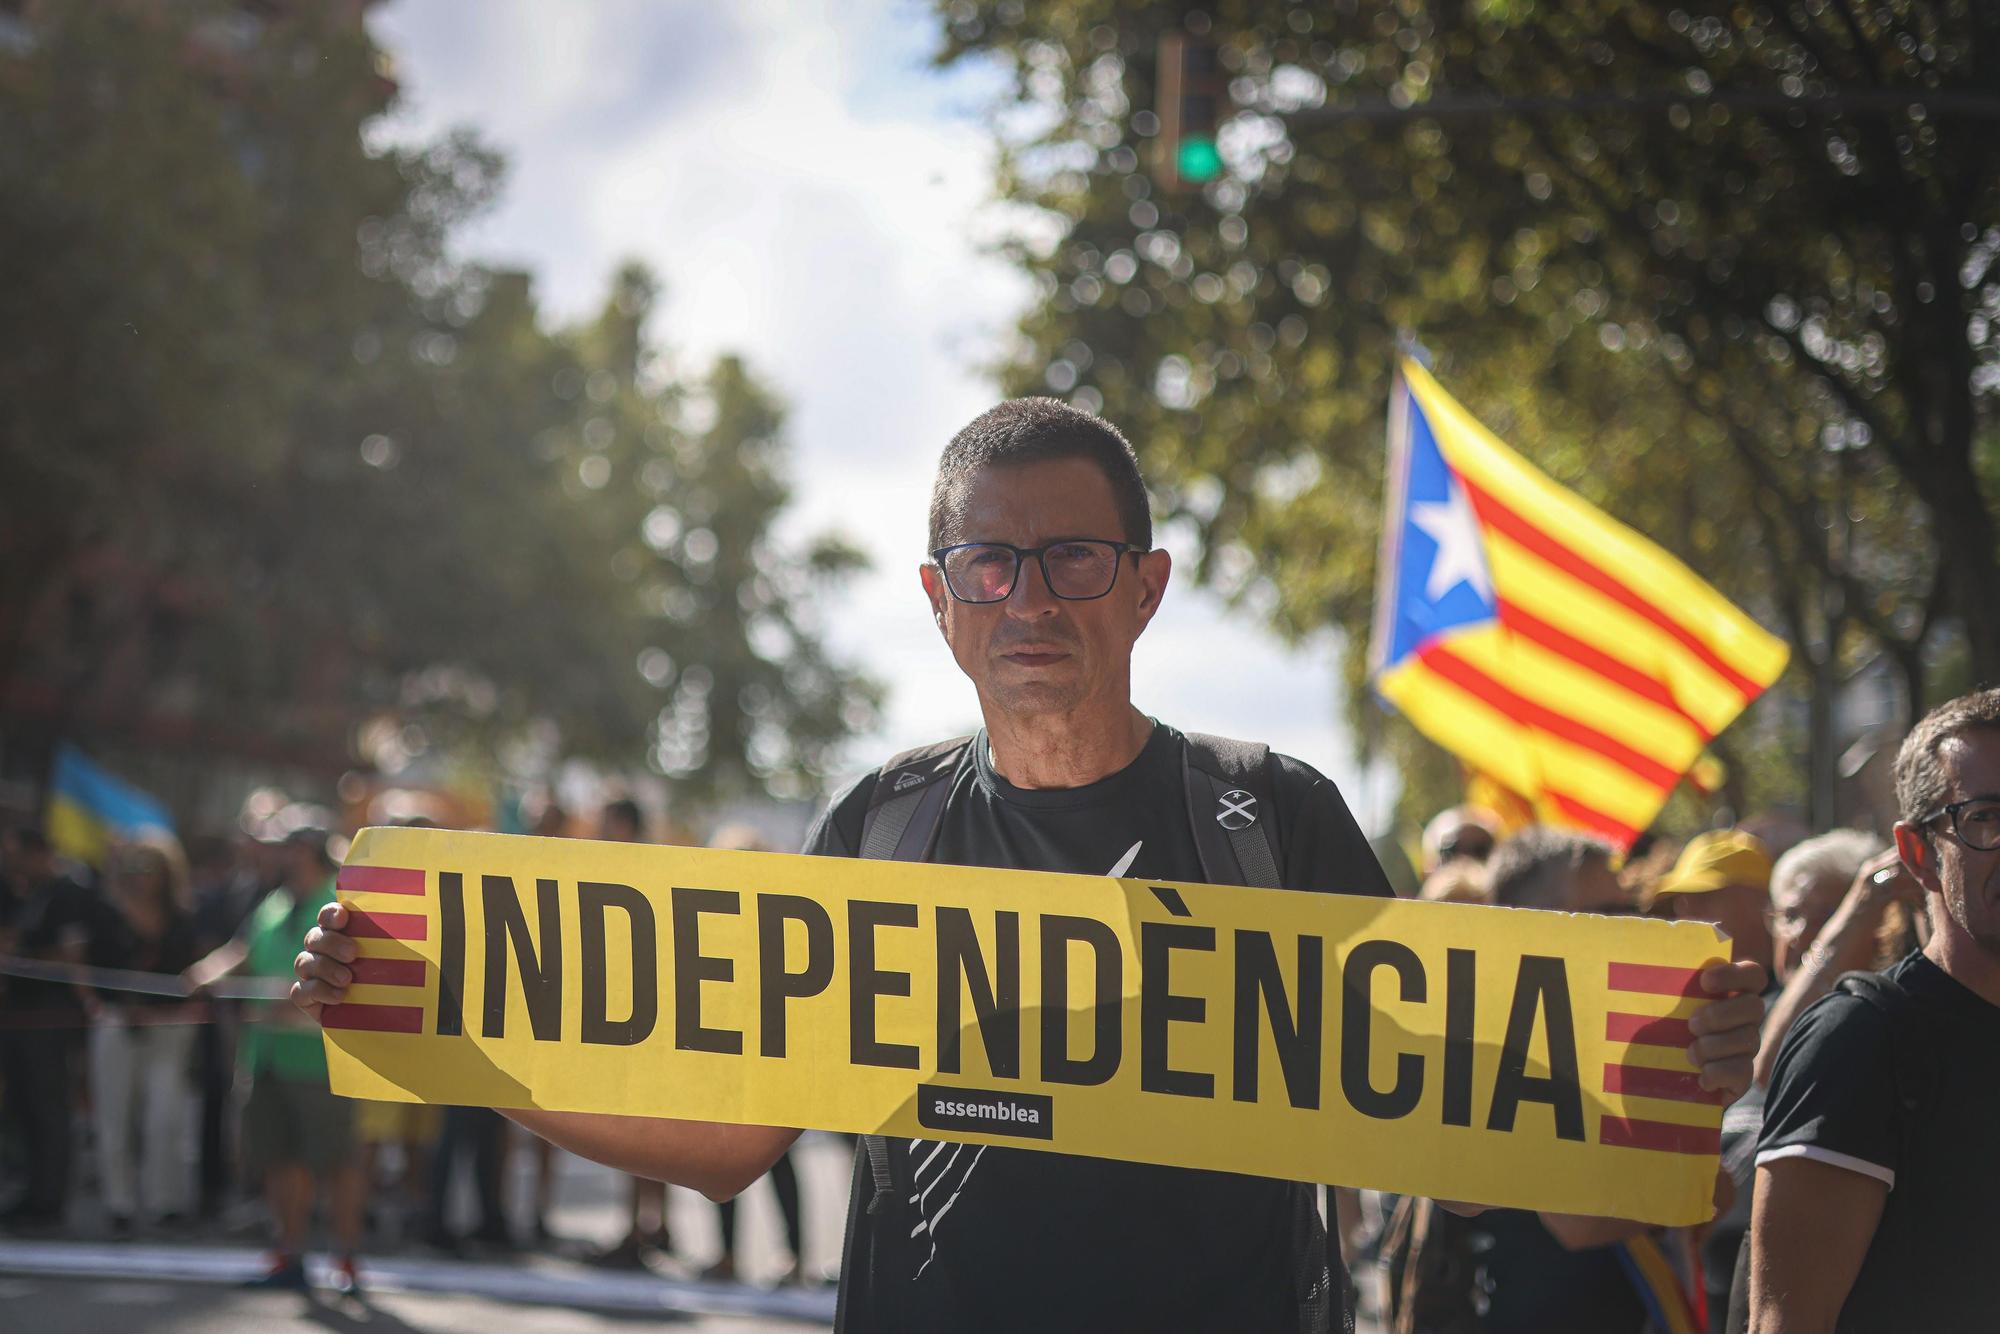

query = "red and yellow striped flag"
[1369,357,1789,847]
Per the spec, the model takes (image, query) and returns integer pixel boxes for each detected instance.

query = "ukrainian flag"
[45,744,174,867]
[1369,356,1789,847]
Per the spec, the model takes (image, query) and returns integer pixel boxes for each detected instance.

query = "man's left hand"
[1688,959,1767,1100]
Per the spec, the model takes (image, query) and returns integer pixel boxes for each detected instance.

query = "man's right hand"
[290,901,358,1023]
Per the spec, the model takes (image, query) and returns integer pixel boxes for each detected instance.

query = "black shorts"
[240,1073,355,1175]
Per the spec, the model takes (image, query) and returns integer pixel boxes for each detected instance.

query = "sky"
[367,0,1392,829]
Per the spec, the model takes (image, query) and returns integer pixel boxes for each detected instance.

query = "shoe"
[329,1254,364,1298]
[107,1214,134,1240]
[467,1219,516,1250]
[587,1234,648,1270]
[242,1253,309,1291]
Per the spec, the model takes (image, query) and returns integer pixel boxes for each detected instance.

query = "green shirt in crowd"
[238,878,335,1083]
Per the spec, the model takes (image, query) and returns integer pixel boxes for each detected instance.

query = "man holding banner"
[292,398,1769,1332]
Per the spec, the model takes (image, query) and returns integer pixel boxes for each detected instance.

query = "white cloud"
[368,0,1390,828]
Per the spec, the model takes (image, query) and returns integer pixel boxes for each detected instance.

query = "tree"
[0,2,875,815]
[939,0,1998,827]
[550,266,882,804]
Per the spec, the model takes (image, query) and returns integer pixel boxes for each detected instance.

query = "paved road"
[0,1129,856,1332]
[0,1274,823,1333]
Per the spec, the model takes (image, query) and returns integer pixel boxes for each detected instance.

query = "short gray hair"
[1894,686,2000,826]
[1770,828,1885,900]
[1487,827,1613,910]
[928,398,1152,552]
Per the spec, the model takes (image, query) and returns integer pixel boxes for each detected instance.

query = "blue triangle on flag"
[1379,386,1499,670]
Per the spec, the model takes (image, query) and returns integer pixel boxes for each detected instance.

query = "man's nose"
[1005,553,1060,616]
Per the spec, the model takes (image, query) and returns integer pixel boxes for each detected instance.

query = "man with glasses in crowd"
[294,398,1770,1333]
[1747,687,2000,1331]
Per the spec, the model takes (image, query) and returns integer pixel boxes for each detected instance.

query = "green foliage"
[939,0,1999,830]
[0,2,874,808]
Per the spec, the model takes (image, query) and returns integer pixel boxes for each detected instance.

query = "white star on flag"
[1410,480,1494,604]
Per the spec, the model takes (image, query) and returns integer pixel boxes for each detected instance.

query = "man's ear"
[1892,821,1943,897]
[1131,548,1172,636]
[919,563,948,632]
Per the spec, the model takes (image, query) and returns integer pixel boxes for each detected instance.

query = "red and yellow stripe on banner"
[1379,360,1788,845]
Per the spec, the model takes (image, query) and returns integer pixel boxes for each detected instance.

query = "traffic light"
[1154,32,1224,191]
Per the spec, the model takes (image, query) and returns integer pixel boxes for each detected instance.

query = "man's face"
[921,459,1170,721]
[1668,881,1774,970]
[1768,867,1851,980]
[1896,730,2000,959]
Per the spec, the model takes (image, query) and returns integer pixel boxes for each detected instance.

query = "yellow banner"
[325,827,1731,1225]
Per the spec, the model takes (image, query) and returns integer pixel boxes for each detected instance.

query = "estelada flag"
[1369,357,1788,848]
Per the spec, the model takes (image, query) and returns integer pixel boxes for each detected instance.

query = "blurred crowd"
[1356,784,1933,1333]
[0,791,810,1297]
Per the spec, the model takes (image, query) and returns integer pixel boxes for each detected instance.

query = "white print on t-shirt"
[904,840,1145,1279]
[908,1138,988,1278]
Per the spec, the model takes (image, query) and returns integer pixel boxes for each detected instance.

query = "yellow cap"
[1647,830,1772,906]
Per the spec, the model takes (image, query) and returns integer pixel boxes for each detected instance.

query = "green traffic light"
[1177,135,1222,183]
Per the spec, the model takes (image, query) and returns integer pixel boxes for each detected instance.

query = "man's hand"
[289,901,357,1024]
[1689,958,1767,1100]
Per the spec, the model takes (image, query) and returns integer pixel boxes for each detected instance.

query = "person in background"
[700,824,806,1286]
[1747,687,2000,1330]
[84,834,202,1235]
[1381,828,1711,1334]
[186,824,363,1294]
[1419,805,1499,873]
[0,828,96,1229]
[189,805,287,1220]
[1750,833,1920,1090]
[587,796,675,1271]
[421,1106,509,1252]
[1645,830,1776,974]
[191,805,289,1220]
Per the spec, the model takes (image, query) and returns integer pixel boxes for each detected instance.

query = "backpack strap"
[1832,967,1942,1164]
[858,735,973,862]
[1181,731,1284,890]
[842,733,976,1307]
[1185,732,1342,1331]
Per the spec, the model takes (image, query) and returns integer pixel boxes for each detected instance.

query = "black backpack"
[832,730,1349,1334]
[1721,965,1942,1334]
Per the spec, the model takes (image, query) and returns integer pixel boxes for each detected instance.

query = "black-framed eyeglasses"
[1919,795,2000,852]
[931,539,1148,604]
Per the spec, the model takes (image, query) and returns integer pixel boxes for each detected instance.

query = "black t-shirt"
[1467,1208,1646,1334]
[85,903,200,1007]
[811,723,1391,1334]
[8,874,98,1012]
[1755,950,2000,1331]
